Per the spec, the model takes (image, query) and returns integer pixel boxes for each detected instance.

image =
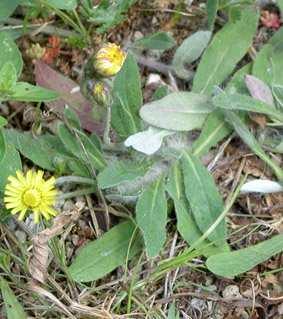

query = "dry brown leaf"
[29,202,85,283]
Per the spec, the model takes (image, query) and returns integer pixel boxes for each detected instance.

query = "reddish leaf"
[34,60,104,134]
[245,75,274,106]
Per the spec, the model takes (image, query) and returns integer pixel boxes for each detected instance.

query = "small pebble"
[222,285,242,299]
[133,31,143,41]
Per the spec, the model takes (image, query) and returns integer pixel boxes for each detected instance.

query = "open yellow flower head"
[4,170,57,224]
[93,43,126,77]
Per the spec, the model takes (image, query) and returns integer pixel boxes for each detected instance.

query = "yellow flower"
[4,170,57,223]
[93,43,126,77]
[92,82,109,106]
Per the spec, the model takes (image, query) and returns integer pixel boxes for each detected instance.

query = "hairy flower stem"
[55,176,96,186]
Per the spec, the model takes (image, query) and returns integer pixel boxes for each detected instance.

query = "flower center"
[23,189,41,208]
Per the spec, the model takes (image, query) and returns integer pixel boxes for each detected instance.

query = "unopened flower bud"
[92,82,110,106]
[93,43,126,78]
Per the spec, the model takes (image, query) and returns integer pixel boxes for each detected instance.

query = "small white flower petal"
[241,179,283,194]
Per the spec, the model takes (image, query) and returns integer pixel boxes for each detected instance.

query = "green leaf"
[224,111,283,181]
[278,0,283,13]
[69,221,142,282]
[0,143,22,192]
[0,130,6,163]
[226,63,252,94]
[193,8,258,94]
[166,163,228,256]
[213,92,283,122]
[181,152,227,247]
[0,63,17,92]
[7,82,59,102]
[272,84,283,108]
[0,0,20,21]
[206,233,283,278]
[192,111,232,157]
[0,33,23,76]
[98,160,150,189]
[5,130,70,171]
[167,303,180,319]
[136,177,167,257]
[0,278,27,319]
[207,0,218,30]
[172,31,211,80]
[133,31,176,51]
[252,27,283,87]
[58,124,106,171]
[139,92,213,131]
[111,53,142,139]
[45,0,77,10]
[86,0,137,33]
[0,116,7,128]
[64,106,81,129]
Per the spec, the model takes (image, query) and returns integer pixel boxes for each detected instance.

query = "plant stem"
[58,187,96,200]
[55,176,96,186]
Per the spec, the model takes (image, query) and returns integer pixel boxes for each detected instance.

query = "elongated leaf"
[97,160,150,189]
[224,111,283,181]
[7,82,59,102]
[0,278,27,319]
[5,130,70,171]
[252,27,283,86]
[206,233,283,278]
[172,31,212,80]
[0,0,20,21]
[272,84,283,108]
[167,303,180,319]
[136,177,167,257]
[0,116,7,128]
[226,63,252,94]
[192,111,232,157]
[0,33,23,76]
[133,31,176,50]
[46,0,77,10]
[0,63,17,92]
[207,0,218,29]
[0,143,22,192]
[213,92,283,122]
[0,130,6,163]
[181,152,227,247]
[166,163,228,255]
[193,8,258,94]
[58,124,106,171]
[111,53,142,139]
[69,221,142,282]
[140,92,213,131]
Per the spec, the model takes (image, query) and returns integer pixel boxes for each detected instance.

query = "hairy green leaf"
[111,53,142,139]
[206,233,283,277]
[134,31,176,50]
[193,8,258,94]
[0,278,27,319]
[136,177,167,257]
[181,152,228,247]
[69,221,142,282]
[140,92,212,131]
[172,31,211,79]
[0,33,23,76]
